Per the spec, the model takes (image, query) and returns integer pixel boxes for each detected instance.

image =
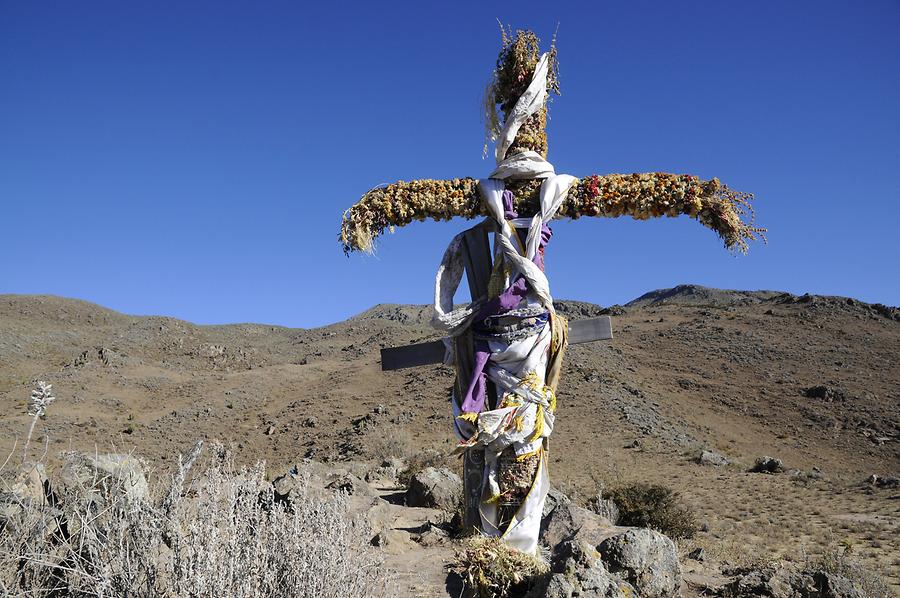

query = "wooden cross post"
[379,227,614,529]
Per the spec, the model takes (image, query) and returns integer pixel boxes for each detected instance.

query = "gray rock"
[542,488,621,552]
[325,473,372,497]
[751,456,785,474]
[697,450,729,467]
[811,571,863,598]
[541,492,597,548]
[10,463,48,504]
[60,453,149,504]
[598,528,682,598]
[534,541,637,598]
[1,463,48,529]
[724,564,863,598]
[868,474,899,489]
[405,467,461,510]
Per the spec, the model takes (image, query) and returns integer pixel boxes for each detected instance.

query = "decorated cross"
[339,29,763,555]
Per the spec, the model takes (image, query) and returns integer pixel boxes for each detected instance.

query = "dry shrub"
[452,535,548,598]
[362,424,414,462]
[815,543,891,598]
[1,442,390,597]
[607,483,698,539]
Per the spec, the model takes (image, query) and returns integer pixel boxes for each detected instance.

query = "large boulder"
[541,488,615,550]
[598,528,682,598]
[724,564,863,598]
[405,467,461,510]
[533,540,636,598]
[60,453,149,504]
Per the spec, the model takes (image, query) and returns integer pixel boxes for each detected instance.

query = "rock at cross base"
[541,487,612,549]
[405,467,462,510]
[529,540,636,598]
[598,528,682,598]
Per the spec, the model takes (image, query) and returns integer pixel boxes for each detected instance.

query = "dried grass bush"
[169,443,388,598]
[1,387,391,598]
[607,482,699,540]
[452,535,549,598]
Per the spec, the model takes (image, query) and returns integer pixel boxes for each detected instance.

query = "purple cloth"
[459,190,553,415]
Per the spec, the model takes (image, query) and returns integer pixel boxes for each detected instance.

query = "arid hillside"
[1,287,898,587]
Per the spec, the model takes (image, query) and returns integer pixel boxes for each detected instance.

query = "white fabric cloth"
[431,51,573,554]
[494,53,551,164]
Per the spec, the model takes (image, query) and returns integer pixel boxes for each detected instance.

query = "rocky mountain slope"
[0,286,898,592]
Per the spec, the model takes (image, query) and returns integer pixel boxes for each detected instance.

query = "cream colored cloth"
[432,52,574,554]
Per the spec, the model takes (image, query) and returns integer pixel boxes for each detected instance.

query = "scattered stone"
[415,523,449,547]
[804,385,847,403]
[1,463,49,529]
[326,473,370,496]
[696,450,729,467]
[301,417,318,428]
[265,424,276,435]
[60,453,149,505]
[405,467,462,510]
[598,528,682,598]
[867,474,900,489]
[750,456,785,474]
[687,547,706,562]
[724,564,863,598]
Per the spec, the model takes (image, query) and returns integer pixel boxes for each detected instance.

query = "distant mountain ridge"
[627,285,784,307]
[2,285,897,329]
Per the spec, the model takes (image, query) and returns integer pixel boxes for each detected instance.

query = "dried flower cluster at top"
[483,27,559,159]
[339,174,765,255]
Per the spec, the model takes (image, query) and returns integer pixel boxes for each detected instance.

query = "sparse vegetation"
[814,542,892,598]
[607,482,699,539]
[452,535,549,598]
[0,383,390,597]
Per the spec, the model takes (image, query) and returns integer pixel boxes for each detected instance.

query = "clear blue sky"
[2,1,898,327]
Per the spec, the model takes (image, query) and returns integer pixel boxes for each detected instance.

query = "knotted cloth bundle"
[431,53,573,554]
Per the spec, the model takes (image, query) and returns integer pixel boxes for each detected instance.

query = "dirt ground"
[1,286,897,591]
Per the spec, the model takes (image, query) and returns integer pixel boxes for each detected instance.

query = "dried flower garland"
[339,174,765,255]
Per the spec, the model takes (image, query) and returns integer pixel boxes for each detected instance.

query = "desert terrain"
[1,286,898,593]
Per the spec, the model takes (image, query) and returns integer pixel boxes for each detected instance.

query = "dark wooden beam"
[380,315,613,371]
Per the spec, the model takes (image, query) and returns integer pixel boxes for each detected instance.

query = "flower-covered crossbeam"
[339,173,764,255]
